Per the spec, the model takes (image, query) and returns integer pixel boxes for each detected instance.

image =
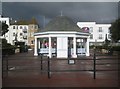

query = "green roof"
[43,16,82,32]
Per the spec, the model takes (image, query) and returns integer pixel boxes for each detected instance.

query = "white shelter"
[34,16,90,58]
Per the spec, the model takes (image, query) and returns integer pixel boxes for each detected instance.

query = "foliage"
[15,42,25,46]
[95,45,120,51]
[2,39,16,55]
[15,42,28,52]
[0,23,9,36]
[109,18,120,42]
[20,45,28,52]
[112,46,120,51]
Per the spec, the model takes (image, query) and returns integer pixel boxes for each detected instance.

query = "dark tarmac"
[2,50,119,87]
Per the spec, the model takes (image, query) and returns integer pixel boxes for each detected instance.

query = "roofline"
[34,31,90,36]
[77,22,111,25]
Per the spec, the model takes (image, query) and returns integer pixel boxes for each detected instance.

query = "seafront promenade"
[2,50,119,87]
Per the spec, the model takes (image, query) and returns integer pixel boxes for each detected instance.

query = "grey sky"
[2,2,119,28]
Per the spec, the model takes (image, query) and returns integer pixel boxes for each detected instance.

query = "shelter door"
[57,37,68,58]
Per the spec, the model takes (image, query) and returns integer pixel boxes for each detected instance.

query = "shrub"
[2,39,16,56]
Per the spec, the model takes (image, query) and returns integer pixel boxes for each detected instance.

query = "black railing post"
[93,48,96,79]
[48,56,51,79]
[6,57,8,71]
[41,60,43,70]
[40,54,43,70]
[118,51,120,83]
[40,54,43,59]
[2,58,3,79]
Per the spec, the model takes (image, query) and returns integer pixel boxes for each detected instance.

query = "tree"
[0,22,9,36]
[109,18,120,42]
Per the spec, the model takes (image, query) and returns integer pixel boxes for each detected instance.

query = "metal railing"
[40,52,118,79]
[2,51,119,79]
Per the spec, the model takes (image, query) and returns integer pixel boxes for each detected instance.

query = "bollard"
[118,51,120,82]
[93,52,96,79]
[6,58,8,71]
[40,54,43,59]
[2,58,3,79]
[41,60,43,70]
[40,54,43,70]
[47,56,51,79]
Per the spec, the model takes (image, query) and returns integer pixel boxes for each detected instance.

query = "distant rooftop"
[11,17,38,25]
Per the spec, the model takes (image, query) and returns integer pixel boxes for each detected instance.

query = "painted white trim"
[34,31,89,36]
[35,32,90,39]
[73,37,77,58]
[86,37,90,56]
[34,37,38,56]
[34,53,38,56]
[48,37,52,58]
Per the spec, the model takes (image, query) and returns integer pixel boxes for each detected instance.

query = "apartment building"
[0,16,39,48]
[0,15,10,26]
[1,15,112,47]
[77,22,111,46]
[28,20,38,48]
[7,25,29,45]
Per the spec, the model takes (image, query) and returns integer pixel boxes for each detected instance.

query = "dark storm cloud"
[2,2,118,28]
[118,1,120,18]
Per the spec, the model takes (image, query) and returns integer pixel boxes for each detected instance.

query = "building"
[1,15,112,48]
[28,18,39,48]
[1,17,39,47]
[9,19,39,47]
[0,15,10,26]
[7,24,29,45]
[77,22,111,46]
[34,16,90,58]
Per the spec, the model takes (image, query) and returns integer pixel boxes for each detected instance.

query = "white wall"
[96,24,111,41]
[77,22,111,45]
[0,16,10,26]
[5,25,29,45]
[57,37,68,58]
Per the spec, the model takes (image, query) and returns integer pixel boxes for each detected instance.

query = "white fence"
[39,48,56,54]
[39,48,86,55]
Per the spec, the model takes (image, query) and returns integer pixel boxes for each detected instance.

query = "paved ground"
[2,50,119,87]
